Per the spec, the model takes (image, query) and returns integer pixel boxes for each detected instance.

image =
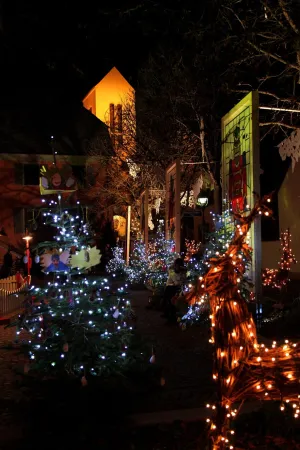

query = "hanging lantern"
[23,255,28,264]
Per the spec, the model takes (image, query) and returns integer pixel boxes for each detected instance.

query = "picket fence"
[0,275,26,316]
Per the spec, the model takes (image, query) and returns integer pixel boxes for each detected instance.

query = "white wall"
[278,164,300,273]
[261,240,280,269]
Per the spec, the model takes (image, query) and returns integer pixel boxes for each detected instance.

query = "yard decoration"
[186,195,300,449]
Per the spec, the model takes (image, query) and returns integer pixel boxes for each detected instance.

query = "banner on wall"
[165,160,181,252]
[221,91,261,296]
[40,164,77,195]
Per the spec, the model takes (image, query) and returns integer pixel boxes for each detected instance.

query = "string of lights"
[262,228,297,289]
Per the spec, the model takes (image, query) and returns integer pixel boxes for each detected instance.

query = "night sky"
[0,1,291,240]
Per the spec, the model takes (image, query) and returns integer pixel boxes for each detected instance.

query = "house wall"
[83,67,134,125]
[193,206,215,242]
[83,89,96,115]
[0,160,40,252]
[0,155,106,258]
[261,240,280,269]
[278,164,300,273]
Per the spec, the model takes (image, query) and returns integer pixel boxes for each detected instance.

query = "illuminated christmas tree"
[15,204,133,382]
[146,221,179,290]
[263,228,297,289]
[106,246,126,276]
[279,228,296,272]
[125,239,148,285]
[181,210,253,328]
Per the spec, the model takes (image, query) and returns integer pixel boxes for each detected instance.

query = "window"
[109,103,123,148]
[24,164,40,185]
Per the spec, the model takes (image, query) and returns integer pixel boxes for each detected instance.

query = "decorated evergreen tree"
[106,246,126,276]
[203,211,233,263]
[15,203,133,382]
[181,210,253,328]
[125,239,148,285]
[184,239,205,285]
[146,221,179,290]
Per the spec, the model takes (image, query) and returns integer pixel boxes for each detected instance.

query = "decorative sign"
[221,91,261,295]
[70,247,101,270]
[113,215,126,238]
[41,250,70,273]
[40,164,77,195]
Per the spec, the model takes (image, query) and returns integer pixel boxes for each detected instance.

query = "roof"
[83,65,136,100]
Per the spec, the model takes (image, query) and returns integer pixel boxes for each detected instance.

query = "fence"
[0,275,26,316]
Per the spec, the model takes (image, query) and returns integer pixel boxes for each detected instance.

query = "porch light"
[197,196,209,207]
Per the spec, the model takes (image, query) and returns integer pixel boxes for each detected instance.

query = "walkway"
[130,288,214,413]
[0,287,215,448]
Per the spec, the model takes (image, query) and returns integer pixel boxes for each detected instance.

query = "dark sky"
[0,1,291,240]
[1,2,155,100]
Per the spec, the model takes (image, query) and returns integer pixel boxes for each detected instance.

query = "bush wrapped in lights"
[185,195,300,450]
[262,228,297,289]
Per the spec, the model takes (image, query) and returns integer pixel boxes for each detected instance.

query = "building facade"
[0,102,113,263]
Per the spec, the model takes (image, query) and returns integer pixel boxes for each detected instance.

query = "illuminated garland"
[185,196,300,449]
[262,228,297,289]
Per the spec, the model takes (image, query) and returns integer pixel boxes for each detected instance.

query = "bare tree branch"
[259,121,300,129]
[279,0,299,34]
[247,40,300,72]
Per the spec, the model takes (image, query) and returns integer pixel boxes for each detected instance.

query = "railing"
[0,274,28,317]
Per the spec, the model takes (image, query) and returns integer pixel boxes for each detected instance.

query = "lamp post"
[197,195,209,244]
[126,205,131,266]
[22,230,32,283]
